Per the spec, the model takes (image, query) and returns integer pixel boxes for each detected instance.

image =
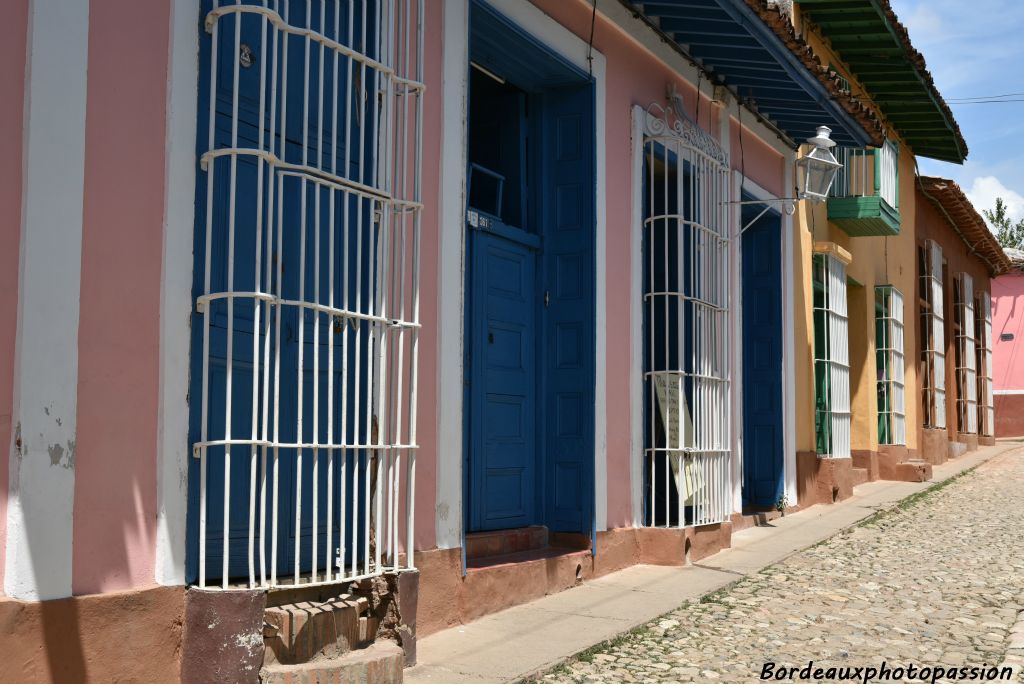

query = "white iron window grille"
[875,286,906,446]
[920,240,946,429]
[955,273,978,434]
[976,291,995,436]
[194,0,423,589]
[813,252,851,459]
[641,102,732,529]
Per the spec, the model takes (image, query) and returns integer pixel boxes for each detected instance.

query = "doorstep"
[405,443,1019,684]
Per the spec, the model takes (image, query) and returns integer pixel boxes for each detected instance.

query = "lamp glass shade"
[797,147,842,202]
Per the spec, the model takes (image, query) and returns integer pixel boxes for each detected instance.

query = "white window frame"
[977,291,995,437]
[876,285,906,446]
[921,240,946,429]
[955,273,978,435]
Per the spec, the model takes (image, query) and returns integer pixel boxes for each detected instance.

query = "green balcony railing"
[827,140,900,237]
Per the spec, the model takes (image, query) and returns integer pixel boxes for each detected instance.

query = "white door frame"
[730,172,798,511]
[436,0,607,549]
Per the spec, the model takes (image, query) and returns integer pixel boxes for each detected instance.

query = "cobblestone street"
[541,448,1024,683]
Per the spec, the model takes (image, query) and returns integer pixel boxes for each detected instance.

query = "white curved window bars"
[194,0,423,590]
[641,102,732,529]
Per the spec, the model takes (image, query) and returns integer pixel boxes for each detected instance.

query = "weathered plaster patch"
[47,438,75,469]
[235,629,264,673]
[14,421,24,458]
[48,442,64,467]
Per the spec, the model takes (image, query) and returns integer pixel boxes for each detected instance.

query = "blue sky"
[889,0,1024,223]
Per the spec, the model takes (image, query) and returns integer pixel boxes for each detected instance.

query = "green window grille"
[813,253,851,458]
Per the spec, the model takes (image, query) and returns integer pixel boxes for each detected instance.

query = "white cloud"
[965,176,1024,227]
[903,4,943,46]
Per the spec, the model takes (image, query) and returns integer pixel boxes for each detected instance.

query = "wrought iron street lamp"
[732,125,845,233]
[795,126,843,202]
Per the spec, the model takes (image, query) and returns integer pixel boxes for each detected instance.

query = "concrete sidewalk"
[405,443,1022,684]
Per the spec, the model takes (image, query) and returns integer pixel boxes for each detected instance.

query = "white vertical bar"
[645,156,651,530]
[221,6,243,591]
[272,172,284,587]
[340,0,355,583]
[326,189,335,583]
[325,0,341,587]
[248,8,270,590]
[312,184,321,580]
[259,8,280,588]
[309,0,327,583]
[293,0,312,586]
[198,6,221,590]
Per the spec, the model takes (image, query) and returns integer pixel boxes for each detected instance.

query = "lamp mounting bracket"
[726,198,796,235]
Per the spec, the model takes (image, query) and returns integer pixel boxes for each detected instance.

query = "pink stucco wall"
[730,119,786,198]
[0,0,30,596]
[71,0,170,594]
[993,273,1024,391]
[413,0,443,551]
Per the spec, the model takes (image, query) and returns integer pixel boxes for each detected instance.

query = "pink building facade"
[993,249,1024,437]
[0,0,889,680]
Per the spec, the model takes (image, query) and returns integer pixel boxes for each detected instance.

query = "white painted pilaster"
[155,0,200,587]
[5,0,90,601]
[435,0,470,550]
[782,153,798,506]
[629,105,645,527]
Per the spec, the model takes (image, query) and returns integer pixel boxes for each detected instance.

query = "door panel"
[741,210,784,510]
[469,230,538,531]
[541,85,594,534]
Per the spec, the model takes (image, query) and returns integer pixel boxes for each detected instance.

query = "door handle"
[488,331,494,344]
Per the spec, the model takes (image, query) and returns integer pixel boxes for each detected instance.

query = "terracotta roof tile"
[919,176,1012,277]
[796,0,968,162]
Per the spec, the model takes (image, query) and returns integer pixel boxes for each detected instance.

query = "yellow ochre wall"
[791,9,922,459]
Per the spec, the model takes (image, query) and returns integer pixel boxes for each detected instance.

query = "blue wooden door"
[741,208,784,510]
[188,1,375,583]
[540,85,595,534]
[468,226,539,531]
[463,3,595,537]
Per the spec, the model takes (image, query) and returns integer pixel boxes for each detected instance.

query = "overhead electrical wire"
[946,99,1024,105]
[946,91,1024,102]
